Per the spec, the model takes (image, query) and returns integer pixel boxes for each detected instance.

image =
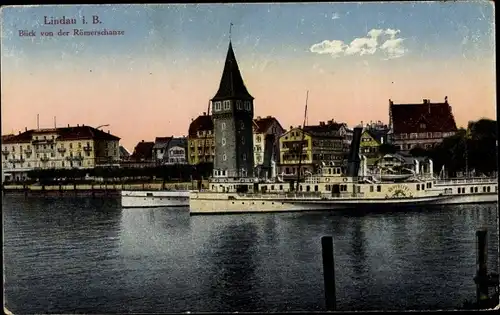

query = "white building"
[1,125,120,182]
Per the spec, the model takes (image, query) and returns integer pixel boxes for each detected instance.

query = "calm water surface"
[3,194,498,313]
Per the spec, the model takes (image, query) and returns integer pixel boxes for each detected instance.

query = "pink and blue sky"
[1,3,496,151]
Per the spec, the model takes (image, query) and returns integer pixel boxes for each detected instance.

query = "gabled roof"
[188,115,213,137]
[153,136,172,149]
[167,137,187,150]
[131,141,155,160]
[119,145,130,157]
[390,99,457,134]
[365,129,389,143]
[253,116,284,134]
[2,132,31,144]
[211,42,254,101]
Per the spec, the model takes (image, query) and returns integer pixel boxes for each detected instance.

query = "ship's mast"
[296,90,309,191]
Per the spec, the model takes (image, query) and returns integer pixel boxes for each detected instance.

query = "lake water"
[3,194,498,313]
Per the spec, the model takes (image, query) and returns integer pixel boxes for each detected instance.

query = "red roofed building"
[2,124,120,182]
[388,97,458,152]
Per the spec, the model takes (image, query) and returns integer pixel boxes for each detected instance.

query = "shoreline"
[1,181,205,194]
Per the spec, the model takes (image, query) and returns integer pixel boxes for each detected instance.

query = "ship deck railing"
[435,177,498,185]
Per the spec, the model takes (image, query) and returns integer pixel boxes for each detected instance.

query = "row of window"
[213,100,252,111]
[456,186,496,194]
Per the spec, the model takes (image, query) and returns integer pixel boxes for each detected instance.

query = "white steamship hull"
[189,192,455,215]
[121,190,190,208]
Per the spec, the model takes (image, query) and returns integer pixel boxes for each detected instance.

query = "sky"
[1,2,496,151]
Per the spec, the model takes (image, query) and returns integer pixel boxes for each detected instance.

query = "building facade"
[1,125,120,182]
[360,122,390,161]
[187,114,214,165]
[166,137,188,164]
[152,137,172,163]
[278,124,345,178]
[388,98,458,152]
[211,41,255,179]
[253,116,285,177]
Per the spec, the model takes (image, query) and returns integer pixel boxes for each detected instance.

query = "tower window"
[240,121,245,130]
[222,138,226,146]
[243,154,247,161]
[244,101,251,110]
[221,122,226,130]
[223,153,227,161]
[214,102,222,111]
[236,100,243,110]
[223,100,231,110]
[241,136,245,145]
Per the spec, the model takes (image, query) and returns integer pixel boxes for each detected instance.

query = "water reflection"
[3,195,498,313]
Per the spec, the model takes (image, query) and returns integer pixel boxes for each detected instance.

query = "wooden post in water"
[321,236,336,311]
[475,228,489,308]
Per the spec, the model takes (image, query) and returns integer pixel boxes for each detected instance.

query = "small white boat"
[121,190,191,208]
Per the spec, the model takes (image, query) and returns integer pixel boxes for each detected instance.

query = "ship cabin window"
[146,193,153,197]
[483,186,487,193]
[329,168,332,175]
[427,182,432,189]
[306,186,311,192]
[417,185,420,191]
[470,187,474,193]
[487,186,491,193]
[370,186,374,192]
[376,185,381,192]
[421,184,425,190]
[475,187,479,193]
[496,186,498,193]
[279,185,283,190]
[299,185,303,191]
[314,185,318,192]
[271,185,274,190]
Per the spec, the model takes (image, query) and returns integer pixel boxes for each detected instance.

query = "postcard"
[2,2,498,314]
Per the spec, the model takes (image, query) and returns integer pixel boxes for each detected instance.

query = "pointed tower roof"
[212,42,254,101]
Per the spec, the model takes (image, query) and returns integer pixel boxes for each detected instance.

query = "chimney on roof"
[107,130,110,134]
[257,116,261,120]
[77,124,79,127]
[319,121,325,126]
[25,127,27,132]
[68,124,70,127]
[445,96,448,103]
[18,131,21,135]
[389,99,393,105]
[266,115,271,119]
[83,124,85,127]
[203,112,206,116]
[142,140,144,142]
[290,126,293,130]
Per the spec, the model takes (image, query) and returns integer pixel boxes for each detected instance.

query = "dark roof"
[366,129,389,143]
[167,137,187,149]
[253,116,283,133]
[303,123,345,138]
[188,115,213,136]
[2,126,120,144]
[57,126,120,141]
[390,99,457,134]
[153,136,172,149]
[211,42,254,101]
[131,141,155,160]
[2,131,34,144]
